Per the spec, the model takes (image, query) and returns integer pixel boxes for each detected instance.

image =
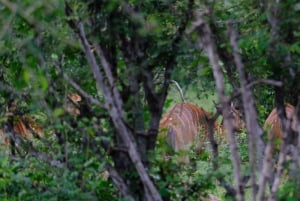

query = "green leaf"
[23,69,31,84]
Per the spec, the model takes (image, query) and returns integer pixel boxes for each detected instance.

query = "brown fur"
[0,115,44,145]
[159,103,245,152]
[159,103,213,151]
[1,93,81,146]
[264,103,298,139]
[63,93,82,116]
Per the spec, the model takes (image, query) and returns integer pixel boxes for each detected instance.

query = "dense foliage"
[0,0,299,200]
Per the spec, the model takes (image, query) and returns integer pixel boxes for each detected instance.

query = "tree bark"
[75,18,162,201]
[192,11,245,201]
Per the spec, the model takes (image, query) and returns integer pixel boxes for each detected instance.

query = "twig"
[54,63,104,108]
[246,79,282,89]
[268,148,287,201]
[7,132,64,168]
[0,82,29,97]
[257,137,274,200]
[29,148,64,168]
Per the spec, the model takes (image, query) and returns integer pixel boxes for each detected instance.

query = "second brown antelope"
[0,93,82,147]
[0,99,44,147]
[63,93,82,116]
[264,103,298,140]
[159,102,245,155]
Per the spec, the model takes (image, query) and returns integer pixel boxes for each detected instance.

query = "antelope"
[0,93,82,146]
[0,114,44,146]
[159,103,212,152]
[1,99,43,147]
[159,102,245,154]
[63,93,82,116]
[264,103,298,140]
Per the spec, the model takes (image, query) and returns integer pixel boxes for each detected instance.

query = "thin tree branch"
[0,82,29,97]
[206,112,238,197]
[265,1,292,198]
[228,21,265,201]
[6,131,64,168]
[257,136,274,200]
[54,63,104,108]
[65,3,162,200]
[268,147,287,201]
[145,0,195,152]
[228,79,283,102]
[89,126,135,201]
[268,106,294,199]
[192,10,244,201]
[247,79,282,89]
[0,0,39,30]
[92,43,125,118]
[105,164,135,201]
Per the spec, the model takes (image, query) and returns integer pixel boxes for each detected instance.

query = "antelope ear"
[68,93,82,103]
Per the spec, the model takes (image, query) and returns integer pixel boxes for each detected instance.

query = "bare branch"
[92,43,114,88]
[91,43,125,118]
[257,137,274,200]
[65,4,162,200]
[7,132,64,168]
[29,148,64,168]
[264,103,296,200]
[0,82,29,97]
[206,113,238,197]
[246,79,282,89]
[186,9,210,35]
[227,79,282,103]
[0,0,38,28]
[268,147,287,201]
[192,11,244,201]
[54,63,104,108]
[84,122,135,200]
[228,21,265,200]
[10,152,64,168]
[265,1,295,197]
[268,108,295,199]
[105,164,135,201]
